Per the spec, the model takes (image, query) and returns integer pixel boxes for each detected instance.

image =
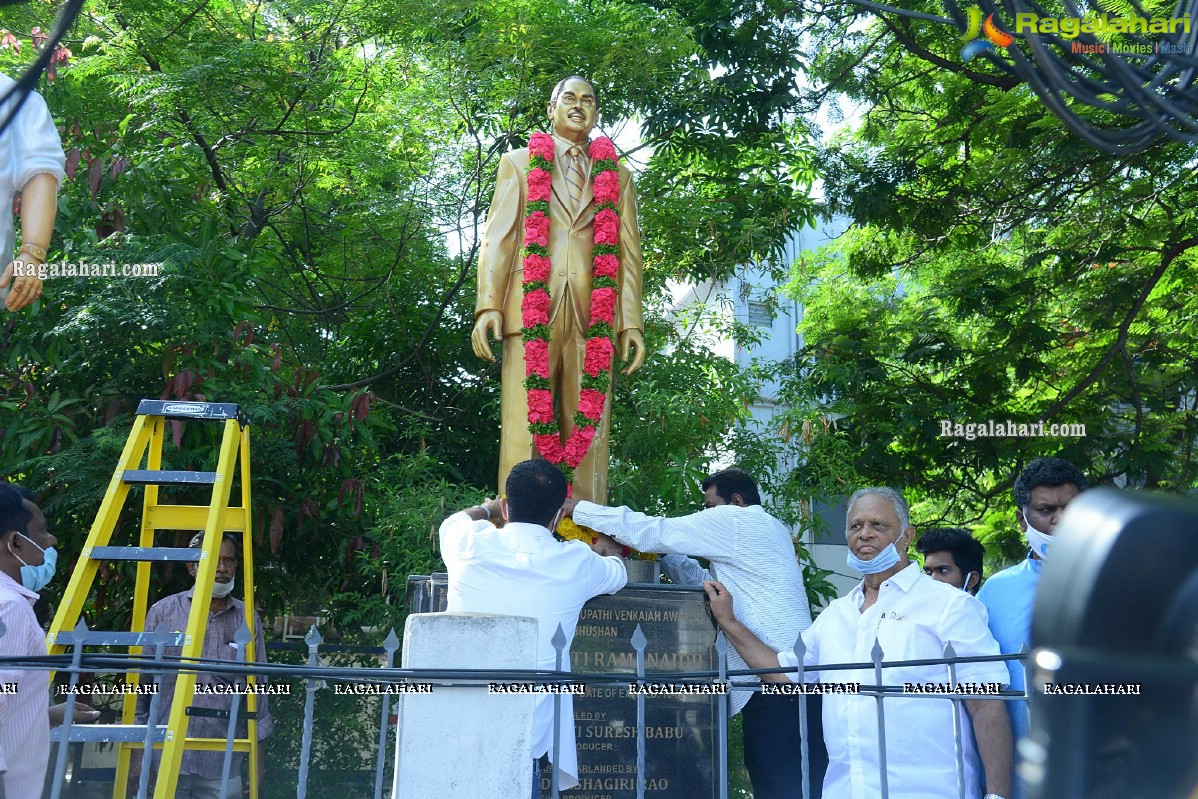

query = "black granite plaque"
[404,577,720,799]
[404,572,448,615]
[545,585,718,799]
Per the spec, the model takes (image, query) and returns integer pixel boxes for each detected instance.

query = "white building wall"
[667,215,860,601]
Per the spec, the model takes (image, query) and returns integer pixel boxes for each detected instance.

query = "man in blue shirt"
[977,458,1088,777]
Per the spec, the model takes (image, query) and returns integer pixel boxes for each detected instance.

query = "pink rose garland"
[520,132,622,483]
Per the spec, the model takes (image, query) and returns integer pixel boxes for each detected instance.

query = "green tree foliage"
[774,0,1198,562]
[0,0,820,643]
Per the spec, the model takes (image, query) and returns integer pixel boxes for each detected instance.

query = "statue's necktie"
[565,145,586,211]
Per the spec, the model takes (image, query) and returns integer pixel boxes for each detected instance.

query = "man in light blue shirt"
[977,457,1087,793]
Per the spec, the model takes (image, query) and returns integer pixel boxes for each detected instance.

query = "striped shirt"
[574,502,813,714]
[0,570,50,799]
[134,588,273,781]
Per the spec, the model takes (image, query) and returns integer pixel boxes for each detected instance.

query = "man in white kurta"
[439,459,626,791]
[707,487,1014,799]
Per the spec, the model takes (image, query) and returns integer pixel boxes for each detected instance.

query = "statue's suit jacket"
[475,143,644,504]
[475,146,644,336]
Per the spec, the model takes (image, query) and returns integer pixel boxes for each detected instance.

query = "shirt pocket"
[874,616,951,686]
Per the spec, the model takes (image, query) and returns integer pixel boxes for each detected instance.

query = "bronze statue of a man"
[472,76,645,503]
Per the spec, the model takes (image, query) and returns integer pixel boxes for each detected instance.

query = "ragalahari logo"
[960,7,1015,61]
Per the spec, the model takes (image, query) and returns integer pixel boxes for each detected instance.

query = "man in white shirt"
[705,487,1014,799]
[563,467,823,799]
[439,459,627,797]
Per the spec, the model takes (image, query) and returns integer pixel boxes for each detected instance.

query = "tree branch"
[1041,236,1198,419]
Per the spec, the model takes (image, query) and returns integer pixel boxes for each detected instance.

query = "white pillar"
[393,612,538,799]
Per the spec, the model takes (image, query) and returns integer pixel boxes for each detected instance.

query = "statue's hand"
[471,311,503,362]
[618,328,646,375]
[1,259,44,312]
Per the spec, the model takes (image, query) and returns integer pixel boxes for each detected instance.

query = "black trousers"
[742,692,828,799]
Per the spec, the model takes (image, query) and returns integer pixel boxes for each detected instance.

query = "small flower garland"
[556,516,658,561]
[520,132,621,485]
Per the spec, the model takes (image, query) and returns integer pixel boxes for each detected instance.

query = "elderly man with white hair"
[705,486,1014,799]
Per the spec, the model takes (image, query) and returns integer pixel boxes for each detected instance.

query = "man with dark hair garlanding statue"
[441,459,627,795]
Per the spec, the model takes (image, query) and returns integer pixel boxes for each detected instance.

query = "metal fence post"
[219,623,252,799]
[871,639,889,799]
[135,626,175,799]
[296,625,323,799]
[792,635,811,799]
[551,623,567,799]
[372,629,400,799]
[631,625,647,799]
[1019,642,1031,724]
[715,633,728,799]
[49,619,88,799]
[943,642,967,799]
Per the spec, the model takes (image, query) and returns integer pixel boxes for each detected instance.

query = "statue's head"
[547,76,597,143]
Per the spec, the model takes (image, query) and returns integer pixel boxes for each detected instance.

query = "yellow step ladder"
[46,399,261,799]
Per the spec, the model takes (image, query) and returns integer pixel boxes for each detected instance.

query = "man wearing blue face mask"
[977,456,1087,782]
[705,486,1013,799]
[0,483,98,799]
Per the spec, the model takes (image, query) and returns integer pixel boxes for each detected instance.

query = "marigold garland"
[555,517,657,562]
[520,132,620,486]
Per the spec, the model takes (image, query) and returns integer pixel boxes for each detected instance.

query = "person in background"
[977,457,1088,773]
[133,531,272,799]
[917,527,986,595]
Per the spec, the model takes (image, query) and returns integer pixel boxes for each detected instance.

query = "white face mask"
[193,567,235,598]
[1022,511,1053,559]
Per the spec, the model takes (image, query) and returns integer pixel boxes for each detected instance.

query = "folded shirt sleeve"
[11,88,65,191]
[938,594,1011,687]
[659,554,709,585]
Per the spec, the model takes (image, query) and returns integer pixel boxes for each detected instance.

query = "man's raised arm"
[703,580,793,683]
[567,499,734,559]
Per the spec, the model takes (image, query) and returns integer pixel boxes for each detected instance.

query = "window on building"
[747,300,772,327]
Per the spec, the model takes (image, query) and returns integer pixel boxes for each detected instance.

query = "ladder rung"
[135,399,247,424]
[115,738,254,752]
[50,724,167,743]
[53,630,186,647]
[90,546,202,563]
[123,470,217,486]
[146,505,246,532]
[174,738,254,752]
[187,707,260,720]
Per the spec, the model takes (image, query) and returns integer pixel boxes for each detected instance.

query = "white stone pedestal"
[392,612,537,799]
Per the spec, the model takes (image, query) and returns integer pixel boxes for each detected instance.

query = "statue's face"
[548,78,597,143]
